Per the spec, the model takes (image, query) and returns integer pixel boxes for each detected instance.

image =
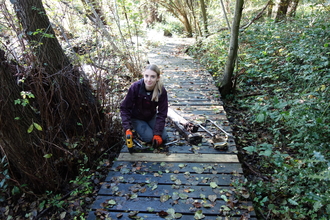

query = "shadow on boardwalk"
[87,34,256,220]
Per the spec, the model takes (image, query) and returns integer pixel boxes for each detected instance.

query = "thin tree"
[274,0,290,22]
[219,0,244,97]
[200,0,209,36]
[287,0,300,17]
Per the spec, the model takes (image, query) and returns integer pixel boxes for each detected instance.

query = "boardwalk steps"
[87,38,256,219]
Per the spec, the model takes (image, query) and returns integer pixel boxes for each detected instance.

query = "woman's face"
[143,69,159,91]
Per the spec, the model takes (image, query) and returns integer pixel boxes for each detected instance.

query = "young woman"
[120,64,168,147]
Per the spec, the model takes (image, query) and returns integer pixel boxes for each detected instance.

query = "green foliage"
[187,34,229,85]
[190,12,330,219]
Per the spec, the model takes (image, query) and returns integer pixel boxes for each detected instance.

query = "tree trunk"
[268,0,275,17]
[274,0,290,22]
[219,0,244,97]
[220,0,231,30]
[159,0,194,37]
[200,0,209,36]
[287,0,299,17]
[4,0,102,192]
[14,0,70,74]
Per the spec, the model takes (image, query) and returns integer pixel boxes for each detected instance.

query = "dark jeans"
[131,116,168,143]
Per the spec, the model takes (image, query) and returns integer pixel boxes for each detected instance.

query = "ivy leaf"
[288,198,298,206]
[256,113,265,122]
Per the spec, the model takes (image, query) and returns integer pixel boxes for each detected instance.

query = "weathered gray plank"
[105,172,242,186]
[87,211,257,220]
[91,195,254,216]
[110,161,243,174]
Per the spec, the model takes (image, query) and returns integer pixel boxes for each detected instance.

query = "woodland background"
[0,0,329,219]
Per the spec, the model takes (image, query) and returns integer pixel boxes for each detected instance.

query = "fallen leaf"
[178,164,186,168]
[203,202,213,208]
[147,207,154,212]
[179,193,188,200]
[210,182,218,188]
[158,210,168,217]
[208,195,217,202]
[160,195,170,203]
[194,210,205,219]
[128,211,139,217]
[193,202,202,208]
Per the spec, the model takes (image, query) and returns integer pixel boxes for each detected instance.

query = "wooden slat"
[117,153,239,163]
[91,196,255,216]
[105,172,241,185]
[99,183,235,197]
[87,211,258,220]
[110,161,243,174]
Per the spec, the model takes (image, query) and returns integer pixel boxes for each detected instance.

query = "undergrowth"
[188,13,330,220]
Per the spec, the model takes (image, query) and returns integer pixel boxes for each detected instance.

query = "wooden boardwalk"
[87,37,256,220]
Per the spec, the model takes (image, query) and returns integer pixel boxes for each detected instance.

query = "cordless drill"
[126,129,133,148]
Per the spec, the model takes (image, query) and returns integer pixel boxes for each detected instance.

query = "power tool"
[126,130,133,149]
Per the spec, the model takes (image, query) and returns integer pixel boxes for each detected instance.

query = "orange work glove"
[125,129,133,148]
[152,135,163,147]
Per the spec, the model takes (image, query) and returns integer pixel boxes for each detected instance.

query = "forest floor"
[0,32,260,220]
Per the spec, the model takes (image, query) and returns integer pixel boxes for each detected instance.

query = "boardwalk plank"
[91,196,254,216]
[110,161,243,174]
[117,153,239,163]
[105,172,241,186]
[120,143,238,154]
[87,211,257,220]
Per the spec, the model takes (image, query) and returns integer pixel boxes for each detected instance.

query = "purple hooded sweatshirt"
[120,79,168,136]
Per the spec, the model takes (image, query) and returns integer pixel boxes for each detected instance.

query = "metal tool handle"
[206,119,232,137]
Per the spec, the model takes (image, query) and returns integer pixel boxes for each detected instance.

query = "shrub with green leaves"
[190,11,329,220]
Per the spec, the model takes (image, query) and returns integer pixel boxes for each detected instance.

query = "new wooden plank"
[120,142,238,154]
[117,153,239,163]
[110,161,243,174]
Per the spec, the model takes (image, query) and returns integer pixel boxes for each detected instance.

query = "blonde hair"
[145,64,163,102]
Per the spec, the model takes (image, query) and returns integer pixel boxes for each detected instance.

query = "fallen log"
[167,107,202,145]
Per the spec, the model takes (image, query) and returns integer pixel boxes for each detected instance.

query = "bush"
[189,13,330,219]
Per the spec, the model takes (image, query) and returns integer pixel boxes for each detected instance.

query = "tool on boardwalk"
[164,139,179,146]
[167,107,202,145]
[126,130,149,153]
[206,119,233,137]
[197,119,230,150]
